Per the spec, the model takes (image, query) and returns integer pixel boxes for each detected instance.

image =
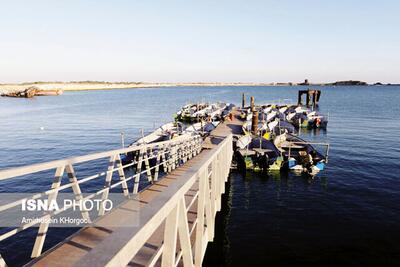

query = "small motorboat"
[306,111,328,129]
[236,135,282,171]
[176,103,208,122]
[267,120,296,135]
[287,110,328,129]
[132,122,177,146]
[274,133,328,175]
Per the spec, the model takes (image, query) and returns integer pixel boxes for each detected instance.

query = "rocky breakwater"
[1,86,63,98]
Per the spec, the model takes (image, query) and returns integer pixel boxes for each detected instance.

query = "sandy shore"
[0,82,276,94]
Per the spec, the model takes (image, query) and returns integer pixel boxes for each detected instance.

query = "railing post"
[0,254,7,267]
[182,141,188,163]
[194,170,206,267]
[31,165,65,258]
[197,137,202,155]
[176,142,182,166]
[204,167,214,241]
[162,144,168,173]
[144,147,153,182]
[177,198,194,267]
[170,144,176,170]
[133,146,145,194]
[161,204,179,267]
[99,155,117,216]
[66,164,91,221]
[115,154,129,197]
[216,154,222,212]
[167,146,171,172]
[175,142,181,167]
[210,160,217,217]
[154,144,162,182]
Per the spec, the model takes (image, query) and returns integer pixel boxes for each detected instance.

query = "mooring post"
[250,96,258,133]
[242,93,246,108]
[252,110,258,134]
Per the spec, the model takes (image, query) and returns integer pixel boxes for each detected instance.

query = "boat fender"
[288,158,297,169]
[315,117,321,127]
[315,161,325,171]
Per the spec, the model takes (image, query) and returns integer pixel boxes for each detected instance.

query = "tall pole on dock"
[250,96,258,134]
[242,93,246,108]
[121,132,125,148]
[252,110,258,134]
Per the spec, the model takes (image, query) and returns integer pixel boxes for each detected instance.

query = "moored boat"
[236,135,282,172]
[274,133,329,175]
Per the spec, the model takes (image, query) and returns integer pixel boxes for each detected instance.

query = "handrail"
[74,134,234,267]
[0,134,203,260]
[0,134,197,181]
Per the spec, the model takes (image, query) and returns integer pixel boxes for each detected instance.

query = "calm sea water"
[1,86,400,266]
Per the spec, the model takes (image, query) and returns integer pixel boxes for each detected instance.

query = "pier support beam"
[298,89,321,107]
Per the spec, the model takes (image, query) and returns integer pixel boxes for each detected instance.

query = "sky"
[0,0,399,84]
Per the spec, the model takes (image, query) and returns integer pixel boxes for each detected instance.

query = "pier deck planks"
[202,109,244,149]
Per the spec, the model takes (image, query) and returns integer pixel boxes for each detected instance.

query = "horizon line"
[1,80,399,85]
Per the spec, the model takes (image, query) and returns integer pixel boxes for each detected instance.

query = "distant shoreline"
[0,81,399,94]
[0,82,276,93]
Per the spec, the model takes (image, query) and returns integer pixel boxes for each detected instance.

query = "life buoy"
[315,118,321,127]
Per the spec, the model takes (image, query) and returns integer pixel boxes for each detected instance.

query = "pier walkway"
[0,110,244,267]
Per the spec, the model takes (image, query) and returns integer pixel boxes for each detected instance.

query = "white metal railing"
[0,134,203,261]
[73,134,234,267]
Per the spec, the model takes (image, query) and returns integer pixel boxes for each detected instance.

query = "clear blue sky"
[1,0,399,83]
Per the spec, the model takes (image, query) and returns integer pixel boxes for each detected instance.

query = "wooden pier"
[0,110,244,267]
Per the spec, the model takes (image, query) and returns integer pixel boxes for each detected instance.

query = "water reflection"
[298,127,328,137]
[203,173,233,267]
[204,169,331,267]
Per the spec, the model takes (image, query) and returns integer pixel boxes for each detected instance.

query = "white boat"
[133,122,176,145]
[266,111,277,122]
[263,106,273,113]
[279,106,288,113]
[295,106,310,113]
[184,122,203,133]
[274,133,328,174]
[237,135,252,149]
